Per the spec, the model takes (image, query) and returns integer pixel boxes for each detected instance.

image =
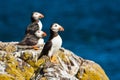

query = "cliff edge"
[0,42,109,80]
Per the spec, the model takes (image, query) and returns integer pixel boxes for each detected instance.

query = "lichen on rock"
[0,42,109,80]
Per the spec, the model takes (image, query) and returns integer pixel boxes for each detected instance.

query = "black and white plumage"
[38,23,64,59]
[33,30,47,49]
[30,12,44,31]
[18,12,44,46]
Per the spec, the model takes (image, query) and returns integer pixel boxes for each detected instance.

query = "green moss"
[35,58,45,67]
[6,66,25,80]
[76,62,109,80]
[58,51,70,64]
[3,53,34,80]
[22,51,33,61]
[22,66,34,80]
[26,57,45,71]
[3,44,16,53]
[0,74,15,80]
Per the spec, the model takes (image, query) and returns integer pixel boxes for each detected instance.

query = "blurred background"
[0,0,120,79]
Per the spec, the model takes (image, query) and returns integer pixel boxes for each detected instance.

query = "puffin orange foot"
[50,56,58,64]
[32,45,39,50]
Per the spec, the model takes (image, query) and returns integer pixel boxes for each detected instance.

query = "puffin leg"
[50,55,58,64]
[32,45,39,50]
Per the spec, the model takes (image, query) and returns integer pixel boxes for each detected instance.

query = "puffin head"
[32,12,44,21]
[35,30,47,38]
[51,23,64,32]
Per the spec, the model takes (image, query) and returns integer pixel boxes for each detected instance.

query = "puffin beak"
[42,32,47,37]
[59,27,64,31]
[39,14,44,18]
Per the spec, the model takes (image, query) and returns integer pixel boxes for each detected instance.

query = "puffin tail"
[17,41,26,45]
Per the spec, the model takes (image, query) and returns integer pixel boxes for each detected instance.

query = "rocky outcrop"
[0,42,109,80]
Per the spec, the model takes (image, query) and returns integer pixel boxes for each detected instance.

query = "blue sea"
[0,0,120,79]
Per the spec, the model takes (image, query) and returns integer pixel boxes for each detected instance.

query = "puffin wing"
[26,35,38,45]
[26,22,39,34]
[38,41,52,59]
[18,34,38,46]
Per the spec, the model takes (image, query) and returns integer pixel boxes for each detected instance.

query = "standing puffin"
[18,12,44,48]
[38,23,64,62]
[26,12,44,33]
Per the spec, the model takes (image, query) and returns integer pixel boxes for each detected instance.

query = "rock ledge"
[0,42,109,80]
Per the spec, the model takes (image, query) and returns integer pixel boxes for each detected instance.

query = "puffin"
[18,12,44,49]
[33,30,47,50]
[26,12,44,33]
[38,23,64,62]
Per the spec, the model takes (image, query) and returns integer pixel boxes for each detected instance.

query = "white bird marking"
[48,35,62,57]
[37,20,42,31]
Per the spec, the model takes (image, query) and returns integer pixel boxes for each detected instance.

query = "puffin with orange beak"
[33,30,47,50]
[18,12,45,49]
[38,23,64,62]
[25,12,44,36]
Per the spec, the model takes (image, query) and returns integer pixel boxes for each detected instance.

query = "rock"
[0,42,109,80]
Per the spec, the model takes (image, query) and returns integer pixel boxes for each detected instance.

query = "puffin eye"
[34,13,38,15]
[54,25,57,27]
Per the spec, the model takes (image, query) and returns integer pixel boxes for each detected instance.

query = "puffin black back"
[25,22,39,34]
[38,41,52,59]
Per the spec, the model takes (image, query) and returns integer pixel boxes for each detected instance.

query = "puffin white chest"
[48,35,62,57]
[37,20,42,31]
[37,38,44,45]
[51,35,62,49]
